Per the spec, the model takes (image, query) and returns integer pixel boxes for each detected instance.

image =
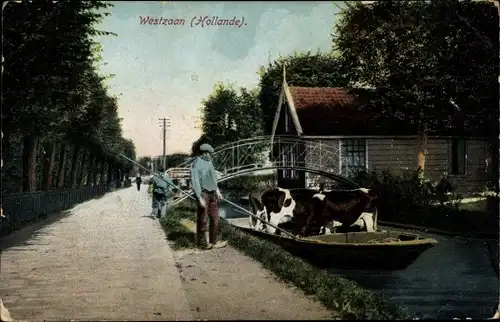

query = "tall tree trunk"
[22,135,38,192]
[92,159,99,186]
[42,141,56,191]
[2,130,11,168]
[69,145,81,187]
[77,149,88,186]
[107,162,113,185]
[56,144,68,189]
[115,168,120,188]
[98,159,106,184]
[87,154,96,186]
[97,160,103,185]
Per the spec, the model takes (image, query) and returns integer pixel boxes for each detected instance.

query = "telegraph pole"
[158,117,171,170]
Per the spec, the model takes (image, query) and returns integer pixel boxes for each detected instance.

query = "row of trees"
[136,153,189,175]
[2,1,136,195]
[193,0,497,179]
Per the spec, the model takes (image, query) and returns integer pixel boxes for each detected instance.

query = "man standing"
[190,143,227,250]
[152,168,173,219]
[135,175,142,191]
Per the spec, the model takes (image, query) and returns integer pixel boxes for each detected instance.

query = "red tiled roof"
[289,87,356,110]
[287,86,373,135]
[285,86,487,137]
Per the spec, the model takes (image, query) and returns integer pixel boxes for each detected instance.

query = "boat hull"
[229,220,438,270]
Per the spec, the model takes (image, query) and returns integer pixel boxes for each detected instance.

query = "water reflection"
[220,203,499,319]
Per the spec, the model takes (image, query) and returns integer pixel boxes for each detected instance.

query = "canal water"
[219,201,499,319]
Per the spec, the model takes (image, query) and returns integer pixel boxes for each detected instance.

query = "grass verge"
[168,203,410,320]
[159,202,197,250]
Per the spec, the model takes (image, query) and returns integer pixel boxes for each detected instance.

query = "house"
[269,72,495,196]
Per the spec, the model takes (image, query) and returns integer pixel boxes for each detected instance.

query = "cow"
[259,187,296,234]
[297,188,378,237]
[249,187,319,235]
[248,191,268,232]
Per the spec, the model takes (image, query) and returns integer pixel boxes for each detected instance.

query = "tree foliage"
[332,0,498,172]
[332,0,498,137]
[2,0,136,193]
[197,83,263,150]
[137,156,152,174]
[258,51,349,134]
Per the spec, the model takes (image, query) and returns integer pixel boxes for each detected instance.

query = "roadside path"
[0,187,192,321]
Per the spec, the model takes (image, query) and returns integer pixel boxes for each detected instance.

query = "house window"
[284,108,291,132]
[283,144,299,179]
[281,149,289,178]
[341,139,366,177]
[450,139,466,175]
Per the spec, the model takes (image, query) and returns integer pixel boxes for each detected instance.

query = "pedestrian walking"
[190,143,227,250]
[135,175,142,191]
[151,168,173,219]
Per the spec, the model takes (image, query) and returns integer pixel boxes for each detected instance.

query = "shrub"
[352,169,499,235]
[219,174,275,193]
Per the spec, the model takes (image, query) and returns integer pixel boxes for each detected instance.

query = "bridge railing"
[1,184,111,235]
[167,167,191,178]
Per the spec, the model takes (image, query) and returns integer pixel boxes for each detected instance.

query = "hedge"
[218,174,275,193]
[161,202,410,320]
[353,169,498,235]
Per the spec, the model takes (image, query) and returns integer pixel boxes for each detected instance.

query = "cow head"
[261,188,292,215]
[261,187,295,235]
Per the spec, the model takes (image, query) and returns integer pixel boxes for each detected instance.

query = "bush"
[219,174,275,192]
[353,169,498,234]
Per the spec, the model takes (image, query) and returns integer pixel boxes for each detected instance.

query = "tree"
[201,82,241,147]
[2,0,136,193]
[201,83,263,145]
[258,51,349,134]
[332,0,498,172]
[165,153,190,168]
[137,156,152,174]
[120,138,137,176]
[3,0,116,192]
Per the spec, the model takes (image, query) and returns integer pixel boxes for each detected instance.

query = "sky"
[95,1,343,157]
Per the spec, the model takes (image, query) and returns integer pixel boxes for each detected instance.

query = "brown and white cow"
[297,188,378,237]
[248,191,267,232]
[249,187,318,235]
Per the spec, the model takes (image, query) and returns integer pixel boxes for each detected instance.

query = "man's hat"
[200,143,214,153]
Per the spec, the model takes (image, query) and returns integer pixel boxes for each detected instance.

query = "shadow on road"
[0,210,72,252]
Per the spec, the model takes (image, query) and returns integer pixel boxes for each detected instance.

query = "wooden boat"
[227,217,438,270]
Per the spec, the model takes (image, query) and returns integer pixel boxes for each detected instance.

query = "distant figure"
[151,168,173,219]
[135,175,142,191]
[190,143,227,250]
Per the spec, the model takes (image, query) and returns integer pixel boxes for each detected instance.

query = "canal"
[219,200,499,319]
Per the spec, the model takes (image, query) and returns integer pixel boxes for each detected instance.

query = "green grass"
[169,203,410,320]
[159,201,197,250]
[457,198,488,212]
